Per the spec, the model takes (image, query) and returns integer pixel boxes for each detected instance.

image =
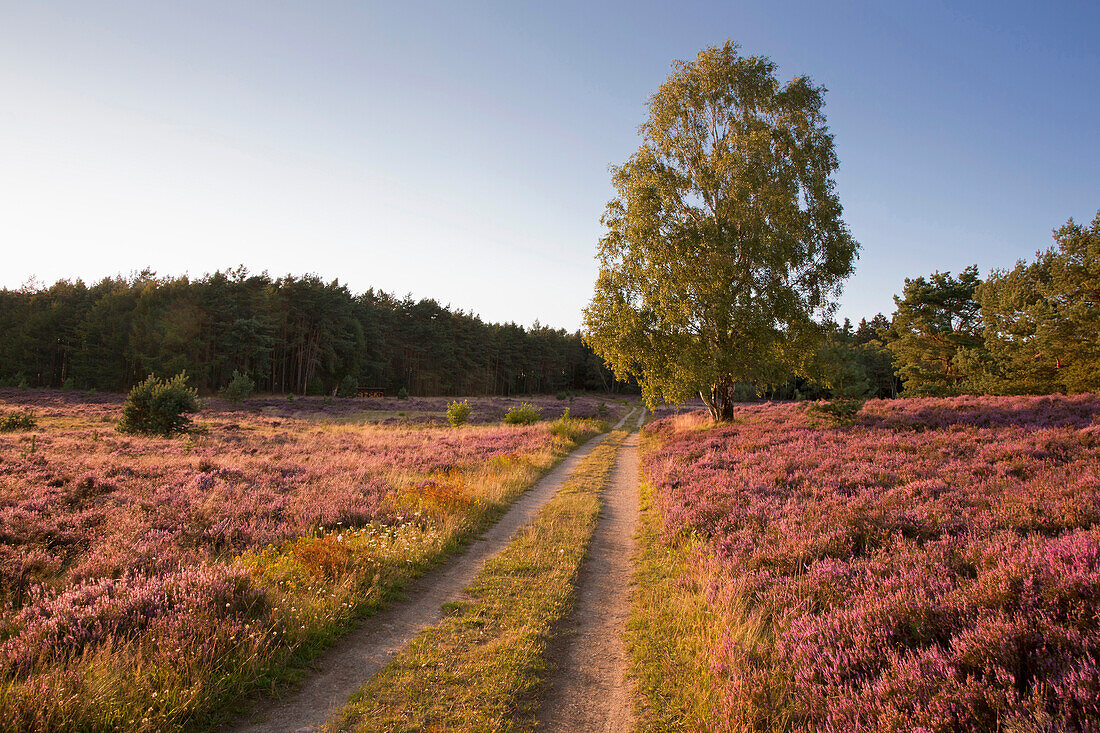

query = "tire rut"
[226,407,639,733]
[536,408,644,732]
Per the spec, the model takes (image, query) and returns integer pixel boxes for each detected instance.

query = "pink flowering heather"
[0,388,593,729]
[643,394,1100,732]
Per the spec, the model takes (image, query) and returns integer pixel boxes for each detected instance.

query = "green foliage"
[805,399,865,426]
[813,336,871,399]
[555,390,569,401]
[337,374,359,398]
[1,372,29,389]
[305,376,324,396]
[549,408,594,441]
[219,369,255,402]
[446,399,472,427]
[397,387,409,400]
[583,41,858,422]
[503,402,542,425]
[597,401,610,419]
[887,266,985,396]
[977,212,1100,394]
[117,372,199,437]
[0,269,624,399]
[0,409,37,432]
[806,319,898,400]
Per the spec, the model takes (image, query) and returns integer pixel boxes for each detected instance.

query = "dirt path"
[227,407,638,733]
[537,407,645,733]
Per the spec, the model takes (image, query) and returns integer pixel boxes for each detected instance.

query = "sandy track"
[226,407,637,733]
[536,408,644,732]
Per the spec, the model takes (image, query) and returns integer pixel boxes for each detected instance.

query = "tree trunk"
[701,381,737,422]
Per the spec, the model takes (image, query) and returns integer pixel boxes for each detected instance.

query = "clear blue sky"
[2,1,1097,330]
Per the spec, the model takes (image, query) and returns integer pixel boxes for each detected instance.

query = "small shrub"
[0,410,37,432]
[805,398,865,426]
[306,376,324,396]
[287,393,295,402]
[219,370,255,403]
[597,402,609,419]
[62,377,75,390]
[397,387,409,400]
[555,390,568,401]
[337,374,359,398]
[549,408,580,440]
[117,372,199,437]
[447,399,472,427]
[503,402,542,425]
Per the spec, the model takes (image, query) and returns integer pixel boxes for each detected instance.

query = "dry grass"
[0,389,602,732]
[627,433,781,733]
[326,431,628,733]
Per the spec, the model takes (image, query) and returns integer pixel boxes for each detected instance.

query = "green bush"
[555,390,568,401]
[597,402,609,419]
[549,408,596,442]
[503,402,542,425]
[805,398,866,426]
[397,387,409,400]
[337,374,359,398]
[549,408,571,437]
[0,410,37,432]
[306,376,324,396]
[117,372,199,437]
[447,399,472,427]
[219,370,255,402]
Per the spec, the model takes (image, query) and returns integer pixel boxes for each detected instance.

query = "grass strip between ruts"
[326,430,628,733]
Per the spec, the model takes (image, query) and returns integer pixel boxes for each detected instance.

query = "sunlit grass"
[326,431,627,733]
[0,390,602,732]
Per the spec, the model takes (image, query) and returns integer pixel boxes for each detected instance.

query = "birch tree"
[583,41,858,421]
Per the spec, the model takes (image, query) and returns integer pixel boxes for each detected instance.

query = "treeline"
[0,269,624,396]
[3,212,1095,402]
[808,211,1100,399]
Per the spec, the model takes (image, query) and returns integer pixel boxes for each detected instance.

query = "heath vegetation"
[633,394,1100,731]
[0,390,600,731]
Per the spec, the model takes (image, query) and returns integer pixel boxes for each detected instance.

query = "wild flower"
[643,393,1100,731]
[0,387,597,728]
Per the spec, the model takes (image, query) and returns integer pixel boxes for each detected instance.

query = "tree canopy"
[583,41,858,421]
[880,212,1100,397]
[887,266,985,396]
[978,212,1100,394]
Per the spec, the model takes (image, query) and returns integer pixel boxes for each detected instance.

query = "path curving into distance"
[226,406,639,733]
[537,406,646,732]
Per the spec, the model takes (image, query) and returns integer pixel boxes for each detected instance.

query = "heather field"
[232,392,621,426]
[636,394,1100,732]
[0,389,601,731]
